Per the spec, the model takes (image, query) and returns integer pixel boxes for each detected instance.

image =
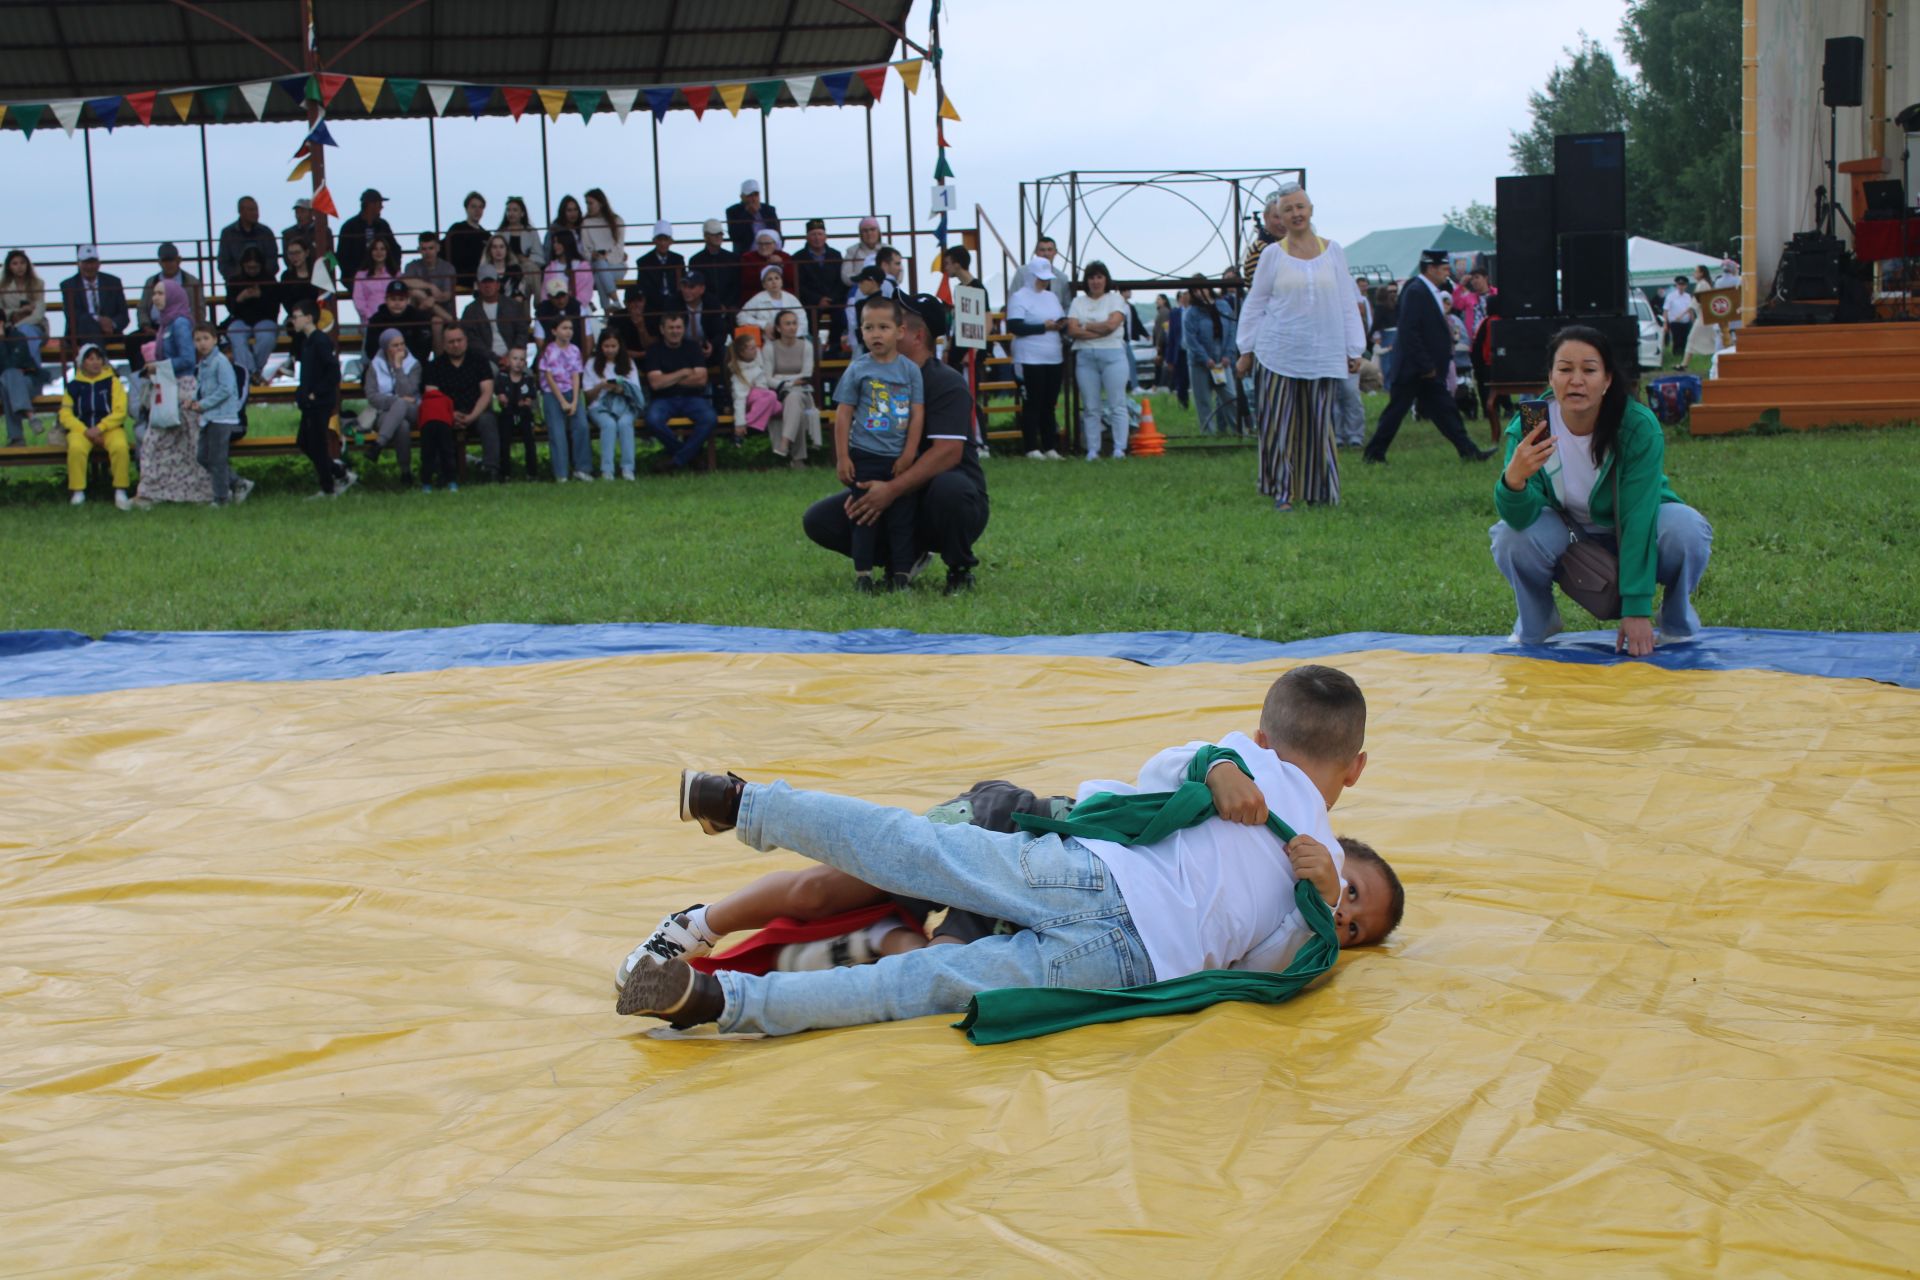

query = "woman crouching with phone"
[1490,325,1713,657]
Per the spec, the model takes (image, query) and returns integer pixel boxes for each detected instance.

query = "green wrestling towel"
[955,746,1339,1045]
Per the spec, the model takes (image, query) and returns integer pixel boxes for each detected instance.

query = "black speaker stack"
[1490,130,1633,383]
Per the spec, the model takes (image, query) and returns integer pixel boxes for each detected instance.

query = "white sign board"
[953,284,988,350]
[929,183,960,215]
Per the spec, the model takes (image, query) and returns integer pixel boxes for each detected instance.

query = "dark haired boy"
[494,345,541,479]
[186,322,244,506]
[617,664,1400,1036]
[288,301,354,497]
[832,295,925,592]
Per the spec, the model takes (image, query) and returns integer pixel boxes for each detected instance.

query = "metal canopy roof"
[0,0,918,125]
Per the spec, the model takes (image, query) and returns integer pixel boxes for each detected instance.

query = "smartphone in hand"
[1517,397,1551,445]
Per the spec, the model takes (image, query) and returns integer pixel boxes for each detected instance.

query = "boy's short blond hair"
[1259,664,1366,764]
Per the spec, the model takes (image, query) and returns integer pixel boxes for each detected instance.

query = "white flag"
[426,83,455,116]
[239,81,273,120]
[51,100,82,136]
[611,89,638,123]
[785,76,817,109]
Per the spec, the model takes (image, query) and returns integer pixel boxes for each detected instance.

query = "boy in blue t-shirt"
[832,295,925,592]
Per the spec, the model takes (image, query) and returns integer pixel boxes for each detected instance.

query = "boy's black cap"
[856,264,886,284]
[896,292,949,339]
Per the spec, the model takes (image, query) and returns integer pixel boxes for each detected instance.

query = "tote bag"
[148,360,183,430]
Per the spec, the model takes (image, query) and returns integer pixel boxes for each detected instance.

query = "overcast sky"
[0,0,1633,295]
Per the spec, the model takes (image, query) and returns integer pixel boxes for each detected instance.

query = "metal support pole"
[428,117,441,231]
[864,103,877,215]
[1231,180,1244,274]
[83,130,98,245]
[1018,184,1027,264]
[1066,171,1080,452]
[902,84,917,291]
[651,113,663,221]
[199,124,215,280]
[539,114,553,225]
[759,112,770,202]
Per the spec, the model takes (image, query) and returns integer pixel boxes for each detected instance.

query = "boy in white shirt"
[617,665,1400,1035]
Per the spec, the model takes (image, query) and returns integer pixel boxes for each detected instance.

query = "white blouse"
[1237,237,1366,380]
[1068,291,1129,350]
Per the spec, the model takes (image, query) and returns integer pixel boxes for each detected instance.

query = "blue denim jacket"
[1181,300,1236,366]
[194,349,241,424]
[159,315,197,376]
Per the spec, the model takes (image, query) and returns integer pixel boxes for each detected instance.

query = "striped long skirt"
[1253,368,1341,507]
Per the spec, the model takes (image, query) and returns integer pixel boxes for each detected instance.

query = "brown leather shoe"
[679,769,746,835]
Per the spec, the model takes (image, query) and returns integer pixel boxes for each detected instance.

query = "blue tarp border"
[0,624,1915,700]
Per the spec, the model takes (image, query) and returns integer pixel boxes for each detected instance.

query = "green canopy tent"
[1341,223,1495,281]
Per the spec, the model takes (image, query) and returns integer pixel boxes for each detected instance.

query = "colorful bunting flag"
[933,151,954,181]
[302,119,338,148]
[311,186,339,218]
[749,80,782,116]
[573,89,604,123]
[276,76,312,106]
[351,76,383,112]
[821,72,853,107]
[462,85,493,118]
[502,87,532,120]
[203,86,233,123]
[239,81,272,120]
[310,255,336,296]
[12,104,42,139]
[785,75,816,108]
[168,91,195,122]
[86,97,121,132]
[426,83,455,116]
[0,106,7,132]
[318,74,347,106]
[389,78,421,112]
[645,87,675,121]
[939,94,962,122]
[895,59,924,94]
[51,101,82,137]
[684,86,711,119]
[611,89,638,123]
[537,88,566,121]
[716,83,747,117]
[125,91,156,125]
[288,156,313,182]
[857,68,888,102]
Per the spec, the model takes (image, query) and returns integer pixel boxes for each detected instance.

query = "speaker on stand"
[1495,175,1556,318]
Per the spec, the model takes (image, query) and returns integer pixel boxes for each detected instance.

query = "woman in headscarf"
[130,277,215,507]
[360,328,423,486]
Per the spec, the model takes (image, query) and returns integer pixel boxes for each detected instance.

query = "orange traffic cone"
[1131,396,1166,456]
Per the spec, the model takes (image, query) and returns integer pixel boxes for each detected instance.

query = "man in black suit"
[60,244,132,366]
[1362,248,1492,464]
[724,178,780,254]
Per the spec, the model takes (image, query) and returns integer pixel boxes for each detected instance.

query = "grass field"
[3,392,1915,639]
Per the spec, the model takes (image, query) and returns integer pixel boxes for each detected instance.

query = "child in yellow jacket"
[60,342,130,509]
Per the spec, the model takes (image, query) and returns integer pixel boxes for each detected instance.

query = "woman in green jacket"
[1490,325,1712,656]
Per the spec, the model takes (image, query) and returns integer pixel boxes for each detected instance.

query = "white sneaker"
[620,470,636,481]
[114,490,132,511]
[614,906,715,993]
[1025,449,1044,460]
[572,470,593,483]
[776,931,879,972]
[1044,450,1063,461]
[336,470,358,496]
[233,478,255,504]
[555,474,569,484]
[69,490,85,506]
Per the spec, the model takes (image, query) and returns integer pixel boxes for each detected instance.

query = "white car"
[1629,290,1661,371]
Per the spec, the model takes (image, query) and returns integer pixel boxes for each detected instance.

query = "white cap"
[703,218,725,236]
[76,243,100,261]
[741,178,762,196]
[652,219,673,239]
[755,229,781,249]
[1027,256,1055,281]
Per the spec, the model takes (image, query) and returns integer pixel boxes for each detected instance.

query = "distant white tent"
[1628,236,1722,291]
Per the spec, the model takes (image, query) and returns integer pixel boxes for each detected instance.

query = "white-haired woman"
[1233,185,1364,510]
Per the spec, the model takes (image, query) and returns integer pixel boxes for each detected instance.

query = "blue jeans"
[590,397,637,476]
[1075,346,1130,458]
[542,390,589,478]
[1490,503,1713,643]
[644,394,717,469]
[1188,355,1228,434]
[226,319,279,380]
[590,260,622,313]
[1333,373,1366,446]
[719,782,1156,1036]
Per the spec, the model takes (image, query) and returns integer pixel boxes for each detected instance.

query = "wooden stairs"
[1689,322,1920,435]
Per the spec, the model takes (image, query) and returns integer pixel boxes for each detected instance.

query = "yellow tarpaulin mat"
[3,651,1916,1276]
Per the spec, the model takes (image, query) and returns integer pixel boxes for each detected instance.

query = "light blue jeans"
[719,782,1157,1037]
[1188,355,1228,434]
[590,260,621,313]
[1490,503,1713,643]
[1075,346,1130,458]
[542,390,589,478]
[226,319,279,380]
[590,397,636,476]
[1333,373,1366,446]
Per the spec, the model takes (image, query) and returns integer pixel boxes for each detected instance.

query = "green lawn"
[3,393,1915,639]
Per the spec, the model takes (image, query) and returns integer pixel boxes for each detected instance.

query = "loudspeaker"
[1487,316,1552,385]
[1561,231,1628,315]
[1495,175,1556,318]
[1554,132,1626,234]
[1575,315,1645,374]
[1823,36,1864,108]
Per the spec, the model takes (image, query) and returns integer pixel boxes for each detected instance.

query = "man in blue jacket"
[1362,249,1492,464]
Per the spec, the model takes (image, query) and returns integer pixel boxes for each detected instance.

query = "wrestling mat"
[3,633,1916,1275]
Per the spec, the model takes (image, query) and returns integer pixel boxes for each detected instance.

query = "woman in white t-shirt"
[1233,184,1365,510]
[1066,261,1132,460]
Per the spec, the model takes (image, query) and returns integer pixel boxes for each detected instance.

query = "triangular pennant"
[895,59,924,94]
[276,76,312,106]
[573,88,604,123]
[317,73,347,106]
[239,81,272,120]
[857,68,888,103]
[303,120,338,148]
[822,72,852,107]
[292,140,311,159]
[611,89,638,123]
[939,93,962,122]
[716,83,747,117]
[167,91,195,121]
[937,124,949,149]
[86,97,121,132]
[462,85,493,118]
[305,76,322,102]
[937,272,953,305]
[287,156,313,182]
[13,104,42,139]
[537,88,566,121]
[351,76,383,112]
[785,75,816,108]
[645,87,675,121]
[51,101,82,136]
[426,83,455,116]
[311,185,339,218]
[389,78,421,112]
[502,87,532,120]
[203,86,232,123]
[683,85,711,120]
[933,151,954,181]
[0,106,10,132]
[310,256,336,295]
[749,80,782,116]
[935,212,949,247]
